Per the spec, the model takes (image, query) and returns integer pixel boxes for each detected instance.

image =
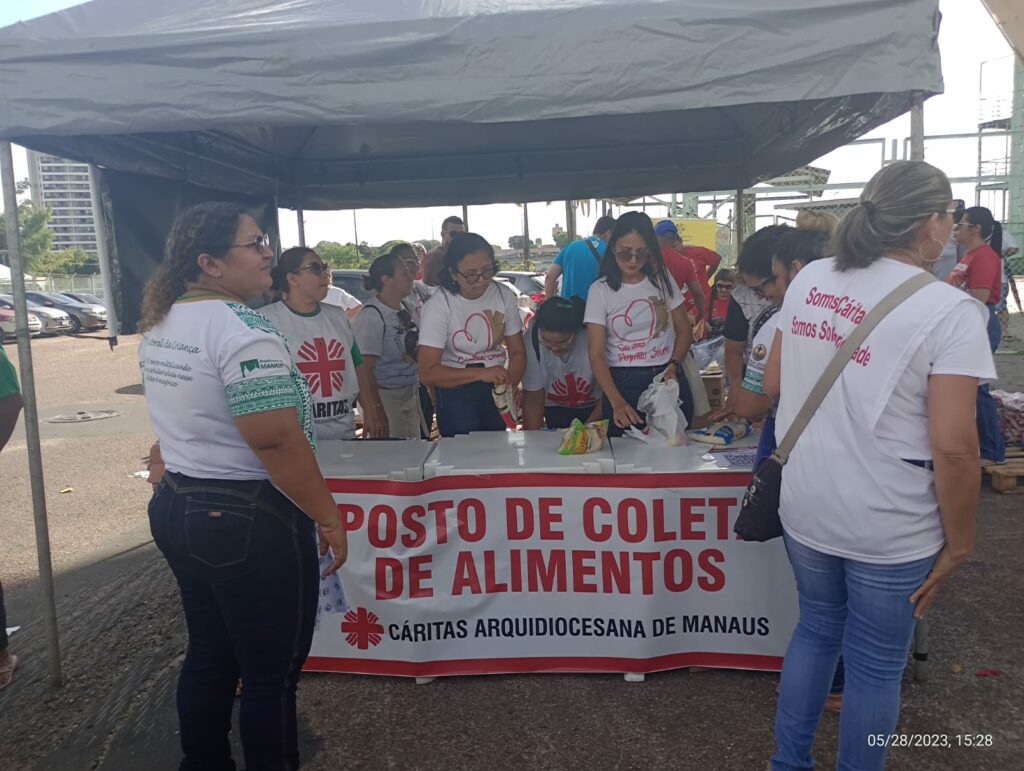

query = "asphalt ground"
[0,320,1022,770]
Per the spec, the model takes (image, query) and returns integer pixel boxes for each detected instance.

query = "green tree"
[0,199,54,272]
[554,231,577,249]
[417,238,440,251]
[314,240,369,268]
[33,247,97,275]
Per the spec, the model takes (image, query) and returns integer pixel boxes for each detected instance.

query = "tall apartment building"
[26,150,98,255]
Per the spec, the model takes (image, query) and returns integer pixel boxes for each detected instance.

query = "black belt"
[902,459,934,471]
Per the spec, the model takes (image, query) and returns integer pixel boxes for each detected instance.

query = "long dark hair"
[962,206,1003,255]
[270,246,316,294]
[139,202,244,333]
[364,251,404,293]
[439,233,497,295]
[598,211,673,293]
[530,296,585,359]
[773,229,828,272]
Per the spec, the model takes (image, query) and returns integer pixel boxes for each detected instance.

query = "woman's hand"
[147,442,165,490]
[908,545,971,619]
[361,404,389,439]
[318,517,349,577]
[478,366,509,385]
[611,399,643,430]
[662,362,679,382]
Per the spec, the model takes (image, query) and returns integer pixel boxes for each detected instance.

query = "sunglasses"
[614,247,651,264]
[233,234,272,255]
[456,266,495,284]
[294,261,329,276]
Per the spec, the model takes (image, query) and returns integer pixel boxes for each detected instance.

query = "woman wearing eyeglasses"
[948,206,1006,465]
[707,268,735,337]
[353,251,424,439]
[522,296,602,430]
[418,232,526,437]
[138,203,347,770]
[584,211,695,437]
[261,247,387,440]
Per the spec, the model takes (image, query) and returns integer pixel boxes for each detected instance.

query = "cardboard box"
[702,372,724,411]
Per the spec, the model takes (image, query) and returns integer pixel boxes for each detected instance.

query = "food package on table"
[691,418,753,446]
[558,419,609,455]
[993,390,1024,445]
[492,385,520,429]
[624,373,689,446]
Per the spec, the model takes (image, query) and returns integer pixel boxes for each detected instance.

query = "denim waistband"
[901,458,934,471]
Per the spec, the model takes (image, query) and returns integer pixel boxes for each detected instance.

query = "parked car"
[0,306,43,339]
[497,271,546,309]
[330,269,374,304]
[25,291,107,333]
[59,291,105,306]
[0,295,73,335]
[493,277,535,327]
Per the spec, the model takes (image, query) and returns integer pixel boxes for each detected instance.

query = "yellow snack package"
[558,419,609,455]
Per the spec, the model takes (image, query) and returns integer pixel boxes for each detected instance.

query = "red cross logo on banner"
[341,607,384,649]
[547,373,594,407]
[296,337,346,397]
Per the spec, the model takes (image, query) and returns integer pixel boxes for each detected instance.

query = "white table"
[609,431,761,474]
[317,439,436,481]
[423,429,614,477]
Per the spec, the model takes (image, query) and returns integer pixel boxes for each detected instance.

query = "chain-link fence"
[0,273,105,300]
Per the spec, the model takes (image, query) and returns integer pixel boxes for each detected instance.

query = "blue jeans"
[435,379,506,437]
[150,473,319,771]
[772,532,936,771]
[602,364,695,438]
[978,306,1005,462]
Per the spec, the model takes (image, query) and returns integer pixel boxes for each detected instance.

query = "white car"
[0,306,44,338]
[0,295,72,335]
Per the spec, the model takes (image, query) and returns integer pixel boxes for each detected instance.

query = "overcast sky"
[2,0,1016,246]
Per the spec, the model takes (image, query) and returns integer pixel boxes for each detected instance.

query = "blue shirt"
[554,236,606,301]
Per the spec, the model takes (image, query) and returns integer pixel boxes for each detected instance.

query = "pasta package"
[690,418,753,446]
[558,419,609,455]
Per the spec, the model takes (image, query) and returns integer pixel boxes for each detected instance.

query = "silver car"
[25,291,107,333]
[0,295,73,335]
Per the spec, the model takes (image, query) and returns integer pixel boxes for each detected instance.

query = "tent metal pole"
[733,188,745,257]
[565,200,576,240]
[296,209,306,247]
[910,95,925,161]
[462,204,469,230]
[1,140,63,688]
[87,165,119,345]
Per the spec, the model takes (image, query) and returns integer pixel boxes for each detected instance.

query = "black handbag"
[734,271,936,542]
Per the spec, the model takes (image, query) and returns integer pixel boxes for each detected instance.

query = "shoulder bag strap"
[775,270,935,464]
[584,237,602,262]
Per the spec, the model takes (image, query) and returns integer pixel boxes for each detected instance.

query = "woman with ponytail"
[139,203,347,770]
[948,205,1006,464]
[521,296,601,429]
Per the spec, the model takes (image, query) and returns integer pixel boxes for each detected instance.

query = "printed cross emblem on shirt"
[548,373,593,407]
[296,337,346,397]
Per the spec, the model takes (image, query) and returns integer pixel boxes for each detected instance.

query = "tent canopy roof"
[0,0,943,209]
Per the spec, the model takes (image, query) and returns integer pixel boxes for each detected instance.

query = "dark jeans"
[149,472,318,771]
[435,379,506,437]
[602,364,695,438]
[544,405,595,429]
[978,306,1005,462]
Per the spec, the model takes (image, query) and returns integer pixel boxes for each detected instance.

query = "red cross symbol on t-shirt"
[341,607,384,649]
[296,337,346,397]
[547,373,594,407]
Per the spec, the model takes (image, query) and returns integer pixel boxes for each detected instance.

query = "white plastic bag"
[625,373,689,446]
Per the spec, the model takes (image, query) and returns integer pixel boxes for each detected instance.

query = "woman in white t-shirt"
[584,211,694,437]
[522,296,602,429]
[138,203,347,769]
[353,251,423,439]
[764,162,994,770]
[260,247,387,441]
[418,233,526,437]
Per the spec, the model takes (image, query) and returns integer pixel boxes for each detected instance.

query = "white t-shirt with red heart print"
[418,281,524,368]
[522,331,599,408]
[584,276,684,367]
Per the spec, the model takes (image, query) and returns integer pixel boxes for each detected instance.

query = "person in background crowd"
[545,215,616,301]
[932,199,966,282]
[0,345,24,689]
[322,269,362,319]
[722,225,789,413]
[353,252,423,439]
[655,218,722,309]
[392,242,438,434]
[419,232,526,436]
[421,216,466,287]
[794,209,838,234]
[137,202,347,770]
[585,211,695,437]
[654,220,707,324]
[947,206,1006,465]
[261,247,387,440]
[996,229,1018,338]
[707,268,735,337]
[766,161,990,770]
[522,296,602,429]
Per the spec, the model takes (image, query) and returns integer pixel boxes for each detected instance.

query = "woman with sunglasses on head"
[947,206,1006,464]
[138,203,347,770]
[418,232,526,437]
[352,250,424,439]
[522,296,602,430]
[584,211,695,437]
[261,247,387,440]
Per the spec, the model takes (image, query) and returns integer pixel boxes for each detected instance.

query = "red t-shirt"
[946,244,1001,305]
[708,294,730,322]
[682,246,721,304]
[661,245,698,315]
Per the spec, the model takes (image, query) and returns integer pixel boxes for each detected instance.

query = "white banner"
[307,471,798,677]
